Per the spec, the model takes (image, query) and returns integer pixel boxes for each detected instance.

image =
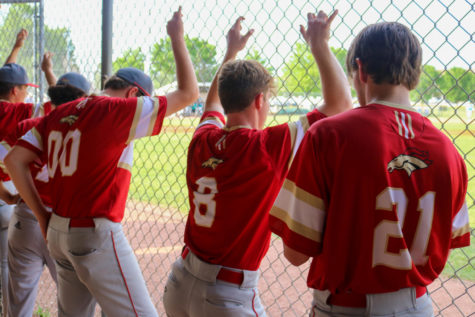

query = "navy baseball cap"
[56,72,91,94]
[115,67,153,96]
[0,63,38,87]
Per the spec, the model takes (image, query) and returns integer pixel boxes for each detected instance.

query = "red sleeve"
[262,123,293,178]
[306,109,327,125]
[269,124,328,257]
[0,103,33,140]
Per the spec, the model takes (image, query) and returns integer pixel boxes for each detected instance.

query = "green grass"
[129,106,474,280]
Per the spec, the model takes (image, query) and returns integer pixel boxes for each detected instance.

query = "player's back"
[184,113,295,271]
[304,102,468,293]
[19,95,166,222]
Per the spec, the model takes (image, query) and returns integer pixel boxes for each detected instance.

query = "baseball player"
[269,21,470,316]
[0,28,39,316]
[5,7,198,317]
[163,11,352,317]
[1,54,91,316]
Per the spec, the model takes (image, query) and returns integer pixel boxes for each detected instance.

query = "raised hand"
[226,17,254,58]
[41,52,54,73]
[167,6,184,40]
[300,10,338,52]
[14,28,28,48]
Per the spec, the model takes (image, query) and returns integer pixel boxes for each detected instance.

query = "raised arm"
[205,17,254,113]
[5,29,28,65]
[41,52,57,87]
[164,7,199,116]
[4,146,50,239]
[301,10,352,116]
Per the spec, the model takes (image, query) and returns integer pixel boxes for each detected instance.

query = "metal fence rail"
[1,0,473,316]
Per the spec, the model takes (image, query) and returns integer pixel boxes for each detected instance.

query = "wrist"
[224,51,237,61]
[311,43,331,61]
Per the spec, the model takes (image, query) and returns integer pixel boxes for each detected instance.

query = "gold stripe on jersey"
[145,97,160,137]
[118,162,132,172]
[204,116,224,124]
[270,205,322,243]
[282,179,325,210]
[126,97,144,144]
[0,141,11,152]
[452,223,470,239]
[374,100,416,113]
[32,127,43,149]
[287,121,298,155]
[394,111,403,137]
[299,115,310,132]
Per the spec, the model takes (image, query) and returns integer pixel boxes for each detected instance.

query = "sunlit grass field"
[129,105,474,280]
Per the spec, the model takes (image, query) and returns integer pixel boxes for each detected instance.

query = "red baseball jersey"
[0,117,52,206]
[0,101,33,141]
[0,101,52,181]
[270,101,470,294]
[184,109,326,270]
[17,95,167,221]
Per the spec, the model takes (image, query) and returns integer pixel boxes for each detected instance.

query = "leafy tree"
[150,36,217,87]
[280,44,348,96]
[113,48,145,72]
[410,65,442,102]
[439,67,474,104]
[0,4,78,80]
[245,48,275,74]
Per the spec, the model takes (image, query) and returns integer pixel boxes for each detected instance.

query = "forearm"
[4,149,47,219]
[205,51,237,113]
[43,69,57,87]
[313,45,352,116]
[4,46,21,65]
[166,36,199,116]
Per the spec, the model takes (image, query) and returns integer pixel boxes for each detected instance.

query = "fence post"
[101,0,113,89]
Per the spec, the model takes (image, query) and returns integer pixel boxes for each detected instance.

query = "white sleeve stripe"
[145,97,160,137]
[21,129,42,151]
[273,186,326,233]
[126,98,144,144]
[196,119,223,130]
[452,201,469,230]
[134,96,159,140]
[118,143,134,168]
[0,142,10,161]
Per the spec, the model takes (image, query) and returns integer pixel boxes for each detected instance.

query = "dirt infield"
[34,202,474,316]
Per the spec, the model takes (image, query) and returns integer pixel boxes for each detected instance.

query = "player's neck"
[225,108,257,130]
[365,81,412,108]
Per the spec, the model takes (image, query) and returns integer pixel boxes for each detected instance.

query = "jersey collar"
[370,100,416,113]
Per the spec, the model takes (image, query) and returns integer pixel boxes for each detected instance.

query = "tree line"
[1,4,473,105]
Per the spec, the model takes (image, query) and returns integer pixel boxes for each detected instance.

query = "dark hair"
[346,22,422,90]
[218,60,274,114]
[0,81,17,99]
[47,84,86,106]
[104,75,144,97]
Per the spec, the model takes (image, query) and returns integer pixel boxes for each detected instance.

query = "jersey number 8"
[192,177,218,228]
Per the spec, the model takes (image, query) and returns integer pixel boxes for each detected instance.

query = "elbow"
[283,245,310,266]
[285,255,308,267]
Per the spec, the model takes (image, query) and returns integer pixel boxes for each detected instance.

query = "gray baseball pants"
[47,213,158,317]
[0,181,15,317]
[163,248,266,317]
[7,202,57,317]
[310,287,434,317]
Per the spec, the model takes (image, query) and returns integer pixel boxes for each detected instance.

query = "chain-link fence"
[1,0,474,316]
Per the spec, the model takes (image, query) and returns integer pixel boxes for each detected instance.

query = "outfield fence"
[1,0,474,316]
